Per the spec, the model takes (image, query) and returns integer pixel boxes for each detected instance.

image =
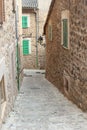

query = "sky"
[38,0,52,11]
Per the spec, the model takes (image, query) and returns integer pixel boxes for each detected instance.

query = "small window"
[22,39,31,55]
[61,10,69,49]
[63,71,70,96]
[48,24,52,41]
[63,19,68,48]
[22,16,29,28]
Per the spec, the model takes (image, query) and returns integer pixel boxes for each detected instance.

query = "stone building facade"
[0,0,22,128]
[22,0,45,69]
[38,10,47,69]
[44,0,87,111]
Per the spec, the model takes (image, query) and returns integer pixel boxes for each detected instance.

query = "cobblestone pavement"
[1,70,87,130]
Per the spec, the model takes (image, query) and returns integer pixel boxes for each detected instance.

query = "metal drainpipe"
[35,9,39,68]
[15,4,20,91]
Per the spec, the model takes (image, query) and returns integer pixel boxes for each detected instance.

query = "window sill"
[23,54,30,56]
[22,27,29,29]
[48,39,53,42]
[62,45,69,50]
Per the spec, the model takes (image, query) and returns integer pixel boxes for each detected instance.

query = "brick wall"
[45,0,87,111]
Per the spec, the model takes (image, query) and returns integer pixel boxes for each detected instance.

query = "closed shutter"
[22,40,31,55]
[63,19,68,48]
[22,16,28,28]
[48,25,52,41]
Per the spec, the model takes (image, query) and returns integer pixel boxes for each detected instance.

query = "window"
[63,19,68,48]
[22,16,29,28]
[0,0,5,24]
[0,76,6,104]
[48,24,52,41]
[63,71,70,96]
[22,39,31,55]
[61,10,69,49]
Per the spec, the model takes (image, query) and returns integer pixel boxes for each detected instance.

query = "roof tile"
[22,0,38,9]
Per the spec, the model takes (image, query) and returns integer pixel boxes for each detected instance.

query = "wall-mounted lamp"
[38,36,43,44]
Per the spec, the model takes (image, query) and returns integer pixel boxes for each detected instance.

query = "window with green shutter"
[63,19,68,48]
[22,16,28,28]
[48,25,52,41]
[22,39,31,55]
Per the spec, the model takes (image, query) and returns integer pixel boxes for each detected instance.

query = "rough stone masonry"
[45,0,87,111]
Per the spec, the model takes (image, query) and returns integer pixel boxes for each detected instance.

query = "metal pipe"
[15,2,20,91]
[35,9,39,68]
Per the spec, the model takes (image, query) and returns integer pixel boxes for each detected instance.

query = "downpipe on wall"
[15,3,20,91]
[35,9,39,68]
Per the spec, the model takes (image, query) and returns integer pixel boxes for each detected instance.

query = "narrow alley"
[1,70,87,130]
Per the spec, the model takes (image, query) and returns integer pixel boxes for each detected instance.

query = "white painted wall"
[38,0,52,11]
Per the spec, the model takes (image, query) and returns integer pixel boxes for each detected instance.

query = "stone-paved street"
[1,70,87,130]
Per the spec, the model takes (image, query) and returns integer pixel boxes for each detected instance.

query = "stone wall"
[22,9,46,69]
[0,0,21,127]
[22,10,37,69]
[45,0,87,111]
[69,1,87,111]
[38,10,47,69]
[17,0,23,85]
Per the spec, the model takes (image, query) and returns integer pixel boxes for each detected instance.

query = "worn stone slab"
[1,70,87,130]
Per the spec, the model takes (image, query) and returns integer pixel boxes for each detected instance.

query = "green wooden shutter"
[48,25,52,41]
[63,19,68,48]
[29,40,31,54]
[23,40,29,55]
[22,40,31,55]
[22,16,28,28]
